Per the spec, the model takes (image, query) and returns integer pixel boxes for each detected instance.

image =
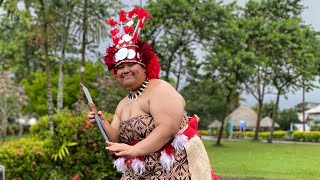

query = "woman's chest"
[119,96,150,121]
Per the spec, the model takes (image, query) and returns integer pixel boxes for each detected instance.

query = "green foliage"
[181,79,226,129]
[0,138,52,179]
[292,131,320,142]
[259,131,287,140]
[2,109,119,179]
[22,61,108,116]
[198,129,208,136]
[276,108,300,130]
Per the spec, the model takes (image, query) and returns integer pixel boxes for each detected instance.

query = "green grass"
[204,140,320,180]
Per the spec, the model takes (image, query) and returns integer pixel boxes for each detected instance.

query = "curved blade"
[80,83,93,103]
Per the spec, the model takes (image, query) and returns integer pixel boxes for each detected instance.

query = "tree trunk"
[175,57,183,90]
[40,0,55,145]
[79,0,88,109]
[57,0,69,110]
[302,79,305,131]
[216,90,232,146]
[268,90,280,143]
[253,98,263,140]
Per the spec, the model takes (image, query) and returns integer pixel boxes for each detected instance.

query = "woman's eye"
[117,65,124,69]
[128,63,134,67]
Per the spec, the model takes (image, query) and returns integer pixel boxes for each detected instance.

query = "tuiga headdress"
[104,8,160,79]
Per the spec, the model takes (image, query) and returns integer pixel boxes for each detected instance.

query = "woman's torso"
[118,114,190,179]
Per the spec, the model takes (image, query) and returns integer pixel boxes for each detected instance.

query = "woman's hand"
[105,141,139,158]
[86,111,105,124]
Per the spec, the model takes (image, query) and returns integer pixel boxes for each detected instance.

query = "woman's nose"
[123,65,130,73]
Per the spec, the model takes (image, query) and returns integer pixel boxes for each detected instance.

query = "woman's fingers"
[87,111,96,123]
[105,142,136,158]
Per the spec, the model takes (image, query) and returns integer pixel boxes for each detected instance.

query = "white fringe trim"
[132,158,145,175]
[114,157,126,173]
[160,150,175,172]
[171,134,188,152]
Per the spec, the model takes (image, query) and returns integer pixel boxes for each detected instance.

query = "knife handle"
[88,102,97,113]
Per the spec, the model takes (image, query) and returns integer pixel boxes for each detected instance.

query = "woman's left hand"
[105,141,139,158]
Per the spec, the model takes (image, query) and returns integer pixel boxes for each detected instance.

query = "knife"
[80,83,110,142]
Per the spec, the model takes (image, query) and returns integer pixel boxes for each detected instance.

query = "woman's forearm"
[102,120,120,142]
[134,124,178,156]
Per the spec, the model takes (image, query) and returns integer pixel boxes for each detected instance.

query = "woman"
[87,8,217,180]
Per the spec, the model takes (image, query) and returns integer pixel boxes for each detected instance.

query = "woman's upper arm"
[111,103,122,130]
[149,82,185,133]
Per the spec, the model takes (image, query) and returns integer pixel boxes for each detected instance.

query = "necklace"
[127,79,149,102]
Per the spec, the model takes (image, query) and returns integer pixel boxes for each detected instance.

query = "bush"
[232,131,245,139]
[292,131,320,142]
[245,131,254,138]
[199,129,208,135]
[1,109,120,180]
[0,138,52,179]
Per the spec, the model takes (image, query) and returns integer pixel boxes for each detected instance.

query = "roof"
[305,105,320,114]
[228,104,257,127]
[208,120,222,128]
[260,116,280,128]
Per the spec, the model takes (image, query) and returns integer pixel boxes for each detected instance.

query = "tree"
[22,61,106,116]
[0,71,27,142]
[181,79,226,129]
[201,2,251,145]
[276,108,300,130]
[144,0,207,89]
[72,0,122,106]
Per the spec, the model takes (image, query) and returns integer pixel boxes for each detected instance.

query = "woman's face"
[116,62,146,90]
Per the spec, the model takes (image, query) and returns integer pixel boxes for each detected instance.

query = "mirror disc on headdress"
[126,20,134,26]
[127,49,136,59]
[115,48,128,61]
[123,34,132,42]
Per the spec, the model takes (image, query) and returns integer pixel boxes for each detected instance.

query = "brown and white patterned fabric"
[118,114,191,179]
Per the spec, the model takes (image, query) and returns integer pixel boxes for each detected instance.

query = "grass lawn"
[204,140,320,180]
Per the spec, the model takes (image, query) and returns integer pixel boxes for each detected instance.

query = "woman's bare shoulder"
[114,97,128,116]
[149,79,175,90]
[148,79,185,103]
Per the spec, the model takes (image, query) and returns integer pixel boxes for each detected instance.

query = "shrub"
[0,138,52,179]
[232,131,245,139]
[199,129,208,135]
[291,131,320,142]
[292,131,304,141]
[1,109,120,179]
[245,131,254,138]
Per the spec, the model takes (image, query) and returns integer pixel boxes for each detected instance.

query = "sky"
[123,0,320,110]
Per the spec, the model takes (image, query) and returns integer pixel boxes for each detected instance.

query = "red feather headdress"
[104,8,160,79]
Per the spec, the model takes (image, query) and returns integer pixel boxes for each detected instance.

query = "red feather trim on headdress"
[124,26,134,34]
[104,45,117,71]
[119,10,127,22]
[107,18,117,27]
[139,21,146,28]
[112,37,120,44]
[136,40,161,79]
[128,8,138,18]
[137,8,150,19]
[110,29,119,36]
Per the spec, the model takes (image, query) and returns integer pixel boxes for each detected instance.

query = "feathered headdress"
[104,8,160,79]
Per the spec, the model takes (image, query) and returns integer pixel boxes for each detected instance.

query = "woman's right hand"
[87,111,105,124]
